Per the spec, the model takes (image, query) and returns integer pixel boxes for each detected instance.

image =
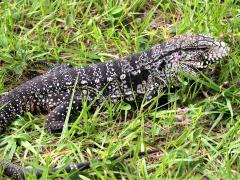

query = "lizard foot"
[44,100,81,133]
[44,101,69,132]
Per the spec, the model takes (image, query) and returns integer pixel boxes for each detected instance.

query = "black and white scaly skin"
[0,34,230,179]
[0,34,230,133]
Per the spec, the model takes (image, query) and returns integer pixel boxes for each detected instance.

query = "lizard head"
[166,34,231,75]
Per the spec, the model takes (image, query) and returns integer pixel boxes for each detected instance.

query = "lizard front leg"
[44,88,102,133]
[44,99,82,132]
[145,63,198,102]
[145,70,168,101]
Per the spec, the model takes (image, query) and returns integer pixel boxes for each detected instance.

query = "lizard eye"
[177,51,184,59]
[158,60,166,71]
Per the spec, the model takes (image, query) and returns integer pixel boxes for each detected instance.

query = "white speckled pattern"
[0,34,230,133]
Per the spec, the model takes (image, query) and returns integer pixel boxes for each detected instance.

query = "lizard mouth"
[203,42,231,66]
[170,39,231,70]
[177,42,230,74]
[185,43,230,69]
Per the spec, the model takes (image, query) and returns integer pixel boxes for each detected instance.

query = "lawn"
[0,0,240,179]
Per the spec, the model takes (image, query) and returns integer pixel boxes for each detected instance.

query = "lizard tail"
[0,161,25,180]
[1,149,159,179]
[0,160,90,179]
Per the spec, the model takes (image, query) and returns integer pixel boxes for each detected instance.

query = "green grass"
[0,0,240,179]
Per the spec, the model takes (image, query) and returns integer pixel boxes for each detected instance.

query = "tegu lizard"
[0,34,230,179]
